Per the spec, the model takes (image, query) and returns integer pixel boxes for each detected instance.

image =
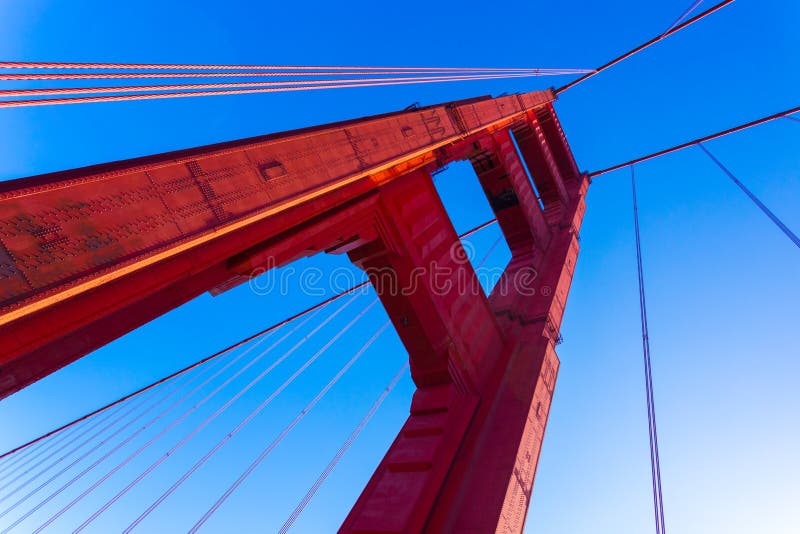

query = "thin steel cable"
[475,236,504,270]
[0,365,196,523]
[0,433,61,475]
[0,62,573,72]
[664,0,704,33]
[32,302,331,534]
[0,72,537,108]
[187,301,381,533]
[3,330,274,534]
[0,384,163,506]
[0,73,541,98]
[0,425,80,479]
[784,114,800,124]
[590,105,800,177]
[0,360,217,528]
[557,0,735,94]
[0,398,134,491]
[697,143,800,249]
[0,68,593,81]
[67,295,360,533]
[0,415,97,479]
[126,305,384,533]
[0,219,498,463]
[631,166,667,534]
[278,362,409,534]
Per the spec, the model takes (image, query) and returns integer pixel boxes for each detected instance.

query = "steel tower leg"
[341,121,589,533]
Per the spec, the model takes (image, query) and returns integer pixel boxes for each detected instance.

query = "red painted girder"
[0,90,554,399]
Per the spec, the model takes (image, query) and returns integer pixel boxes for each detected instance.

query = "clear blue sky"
[0,1,798,532]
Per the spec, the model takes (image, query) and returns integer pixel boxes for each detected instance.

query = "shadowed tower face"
[0,89,585,532]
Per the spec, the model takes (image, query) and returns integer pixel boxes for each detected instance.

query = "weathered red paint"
[0,89,586,533]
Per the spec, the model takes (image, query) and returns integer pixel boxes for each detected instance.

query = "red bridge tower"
[0,89,586,532]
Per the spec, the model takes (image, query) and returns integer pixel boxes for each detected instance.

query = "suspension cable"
[0,62,579,72]
[3,329,276,534]
[128,311,386,533]
[0,398,132,489]
[0,385,159,502]
[0,72,537,108]
[32,299,336,533]
[0,68,593,81]
[0,371,190,522]
[631,165,667,534]
[0,72,540,98]
[556,0,735,95]
[697,143,800,249]
[664,0,704,34]
[78,297,374,532]
[590,105,800,177]
[187,305,380,533]
[0,417,87,478]
[278,362,409,534]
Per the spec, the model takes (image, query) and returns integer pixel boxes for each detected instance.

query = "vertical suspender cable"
[631,165,667,534]
[71,295,363,533]
[0,423,82,479]
[126,310,385,533]
[5,328,277,534]
[664,0,705,33]
[0,399,134,491]
[33,301,333,534]
[0,372,188,518]
[187,302,380,533]
[278,362,409,533]
[0,385,162,503]
[697,143,800,249]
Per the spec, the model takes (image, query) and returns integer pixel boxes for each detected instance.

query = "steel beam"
[0,90,554,398]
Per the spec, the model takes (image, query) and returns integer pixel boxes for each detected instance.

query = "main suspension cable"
[0,73,538,99]
[556,0,735,95]
[0,72,537,108]
[0,417,87,479]
[590,105,800,177]
[0,399,132,489]
[0,68,593,81]
[0,62,579,72]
